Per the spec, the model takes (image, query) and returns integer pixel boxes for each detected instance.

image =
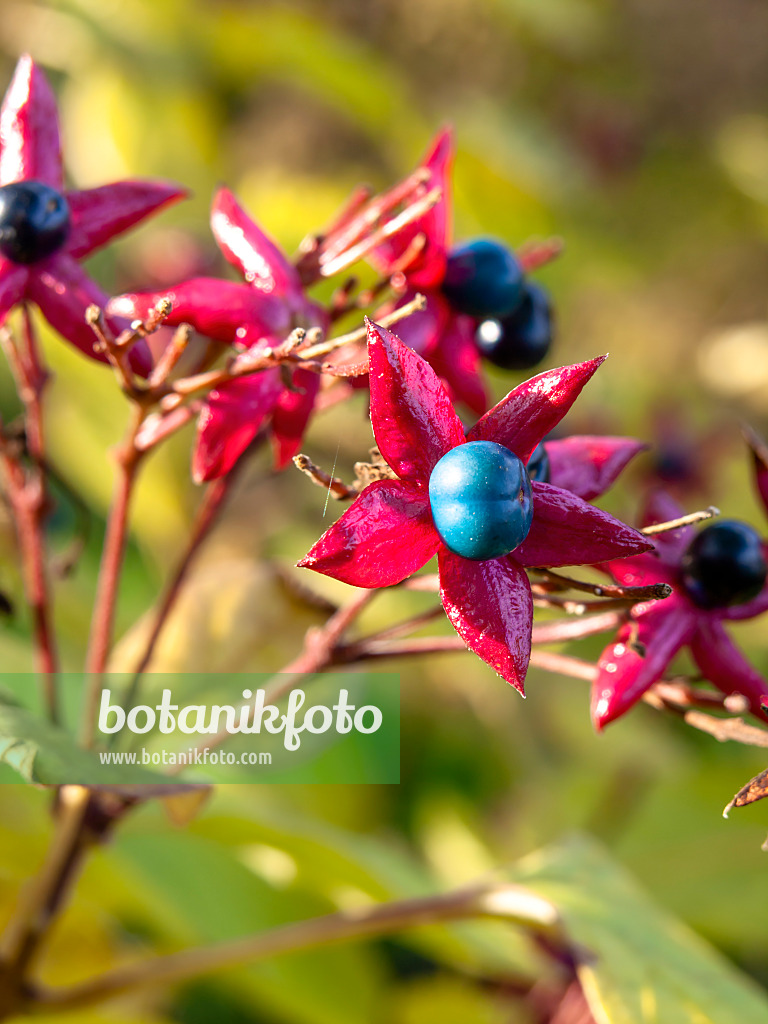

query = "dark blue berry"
[681,519,767,609]
[0,181,70,265]
[441,239,525,318]
[474,283,553,370]
[428,440,533,561]
[526,441,550,483]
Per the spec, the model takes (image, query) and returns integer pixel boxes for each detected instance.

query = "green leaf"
[510,834,768,1024]
[0,689,162,785]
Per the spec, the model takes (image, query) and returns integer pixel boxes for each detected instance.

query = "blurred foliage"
[1,0,768,1021]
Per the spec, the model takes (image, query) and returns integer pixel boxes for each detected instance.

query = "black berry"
[474,283,553,370]
[681,519,767,609]
[526,441,550,483]
[0,181,70,265]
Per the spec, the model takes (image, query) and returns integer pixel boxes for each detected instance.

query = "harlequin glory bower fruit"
[592,492,768,730]
[475,282,554,371]
[681,519,767,609]
[0,181,69,264]
[0,55,185,361]
[429,441,533,560]
[299,320,651,692]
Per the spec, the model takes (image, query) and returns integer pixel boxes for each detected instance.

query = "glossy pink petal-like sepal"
[270,366,320,469]
[690,620,768,720]
[367,319,465,484]
[427,308,488,415]
[110,277,290,344]
[467,356,606,463]
[591,598,695,729]
[545,436,647,501]
[298,480,440,587]
[0,55,62,188]
[211,187,304,303]
[438,548,533,693]
[193,370,283,483]
[515,482,652,567]
[66,180,188,259]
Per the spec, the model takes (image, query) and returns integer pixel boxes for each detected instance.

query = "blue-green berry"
[428,440,533,561]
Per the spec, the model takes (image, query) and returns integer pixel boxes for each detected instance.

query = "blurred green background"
[2,1,768,1021]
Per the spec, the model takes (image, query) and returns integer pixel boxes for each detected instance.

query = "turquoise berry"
[428,441,533,561]
[441,239,525,318]
[0,181,70,264]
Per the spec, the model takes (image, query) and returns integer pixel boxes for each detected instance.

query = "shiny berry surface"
[681,519,767,609]
[526,441,550,483]
[428,440,533,561]
[474,283,553,370]
[441,239,525,318]
[0,181,70,264]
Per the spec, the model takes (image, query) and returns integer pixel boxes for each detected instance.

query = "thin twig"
[32,881,561,1012]
[298,294,427,361]
[641,506,719,535]
[81,406,146,746]
[293,454,358,499]
[531,569,672,603]
[317,188,441,280]
[124,453,250,705]
[0,786,91,980]
[0,312,59,716]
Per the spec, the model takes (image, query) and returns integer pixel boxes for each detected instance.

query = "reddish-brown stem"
[19,308,46,463]
[125,466,242,698]
[527,649,597,681]
[1,456,58,704]
[337,634,465,660]
[336,611,624,664]
[532,568,672,603]
[530,611,625,645]
[81,407,146,746]
[0,311,59,715]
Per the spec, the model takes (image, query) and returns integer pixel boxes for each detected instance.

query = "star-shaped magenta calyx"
[592,490,768,730]
[370,128,489,415]
[298,320,651,692]
[0,56,185,361]
[111,187,328,480]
